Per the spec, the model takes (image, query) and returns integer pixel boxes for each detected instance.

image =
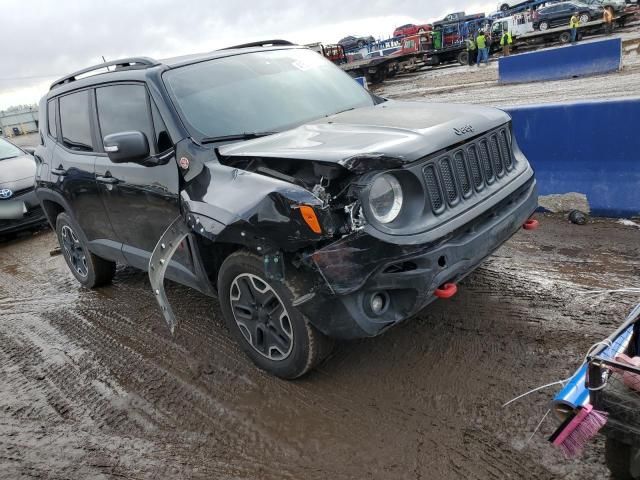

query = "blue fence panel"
[499,38,622,84]
[505,98,640,217]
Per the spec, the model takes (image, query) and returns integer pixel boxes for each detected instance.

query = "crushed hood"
[0,154,36,191]
[218,100,511,168]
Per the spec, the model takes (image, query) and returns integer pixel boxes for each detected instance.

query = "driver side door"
[92,83,192,272]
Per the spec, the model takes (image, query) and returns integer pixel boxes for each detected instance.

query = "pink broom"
[549,404,608,458]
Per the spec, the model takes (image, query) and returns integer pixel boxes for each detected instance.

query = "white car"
[579,0,626,12]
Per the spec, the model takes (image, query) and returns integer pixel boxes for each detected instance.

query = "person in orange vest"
[603,7,614,35]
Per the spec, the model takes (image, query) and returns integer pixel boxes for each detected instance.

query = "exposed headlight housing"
[369,174,403,224]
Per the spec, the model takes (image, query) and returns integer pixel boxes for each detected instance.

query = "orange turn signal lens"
[299,205,322,234]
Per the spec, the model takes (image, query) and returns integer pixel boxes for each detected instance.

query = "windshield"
[0,138,24,160]
[163,48,376,141]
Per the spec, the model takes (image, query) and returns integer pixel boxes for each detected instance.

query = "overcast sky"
[0,0,494,110]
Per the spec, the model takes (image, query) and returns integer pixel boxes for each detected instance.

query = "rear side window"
[59,91,93,152]
[96,84,154,151]
[47,99,57,139]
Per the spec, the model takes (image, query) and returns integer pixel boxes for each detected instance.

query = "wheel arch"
[36,188,73,228]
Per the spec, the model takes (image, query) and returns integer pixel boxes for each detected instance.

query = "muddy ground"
[3,23,640,479]
[1,214,639,479]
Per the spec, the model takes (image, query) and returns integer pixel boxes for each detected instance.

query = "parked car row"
[340,0,632,52]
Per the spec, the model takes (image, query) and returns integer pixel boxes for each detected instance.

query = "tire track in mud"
[1,214,638,478]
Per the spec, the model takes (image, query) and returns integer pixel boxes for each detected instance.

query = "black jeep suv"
[35,40,538,378]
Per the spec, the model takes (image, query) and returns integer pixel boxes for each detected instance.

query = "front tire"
[56,212,115,288]
[500,3,510,11]
[579,13,590,23]
[218,251,333,379]
[539,21,549,31]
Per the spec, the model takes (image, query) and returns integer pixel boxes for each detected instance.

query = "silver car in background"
[0,137,47,235]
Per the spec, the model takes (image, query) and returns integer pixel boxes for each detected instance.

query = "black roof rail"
[220,39,296,50]
[50,57,159,90]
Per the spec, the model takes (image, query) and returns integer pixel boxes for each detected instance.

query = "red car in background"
[393,23,432,38]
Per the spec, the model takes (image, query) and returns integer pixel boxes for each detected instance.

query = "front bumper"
[0,189,47,235]
[298,177,538,339]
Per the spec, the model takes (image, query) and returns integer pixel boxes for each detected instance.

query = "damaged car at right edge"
[36,40,538,379]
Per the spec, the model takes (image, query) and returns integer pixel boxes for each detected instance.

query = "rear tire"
[55,212,115,288]
[539,21,549,31]
[559,31,572,43]
[500,3,510,11]
[580,13,590,23]
[458,51,469,65]
[218,250,333,379]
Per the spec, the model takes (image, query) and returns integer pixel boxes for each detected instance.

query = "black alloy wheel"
[61,224,88,278]
[229,273,294,361]
[218,251,333,379]
[55,212,115,288]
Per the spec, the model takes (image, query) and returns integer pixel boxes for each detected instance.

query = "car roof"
[47,41,303,98]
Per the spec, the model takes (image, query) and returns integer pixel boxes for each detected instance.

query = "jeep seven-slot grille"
[422,126,516,214]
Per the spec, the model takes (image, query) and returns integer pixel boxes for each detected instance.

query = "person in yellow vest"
[500,31,513,57]
[466,37,477,66]
[569,14,580,44]
[476,32,489,66]
[603,7,614,35]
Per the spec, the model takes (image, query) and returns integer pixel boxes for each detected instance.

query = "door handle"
[51,165,67,176]
[96,175,119,185]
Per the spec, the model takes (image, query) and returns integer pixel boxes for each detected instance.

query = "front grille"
[421,125,517,215]
[439,158,458,205]
[423,164,444,212]
[0,186,34,200]
[453,151,471,198]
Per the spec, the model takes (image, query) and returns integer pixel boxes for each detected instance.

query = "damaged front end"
[148,139,395,333]
[150,118,537,340]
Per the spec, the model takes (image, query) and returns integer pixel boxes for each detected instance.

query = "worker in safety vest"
[476,32,489,66]
[466,37,477,66]
[500,31,513,57]
[569,14,580,44]
[603,7,614,35]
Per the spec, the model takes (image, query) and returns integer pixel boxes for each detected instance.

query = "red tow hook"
[434,283,458,299]
[523,219,540,230]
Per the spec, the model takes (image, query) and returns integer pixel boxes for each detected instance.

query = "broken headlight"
[369,174,403,224]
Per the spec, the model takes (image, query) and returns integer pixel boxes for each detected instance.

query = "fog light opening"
[369,291,390,316]
[438,256,447,268]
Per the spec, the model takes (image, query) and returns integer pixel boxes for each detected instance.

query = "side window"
[59,90,93,152]
[96,84,155,154]
[47,99,57,139]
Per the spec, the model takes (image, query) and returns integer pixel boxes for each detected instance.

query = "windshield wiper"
[200,132,277,144]
[328,107,356,117]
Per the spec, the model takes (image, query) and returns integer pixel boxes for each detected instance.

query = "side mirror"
[103,131,149,163]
